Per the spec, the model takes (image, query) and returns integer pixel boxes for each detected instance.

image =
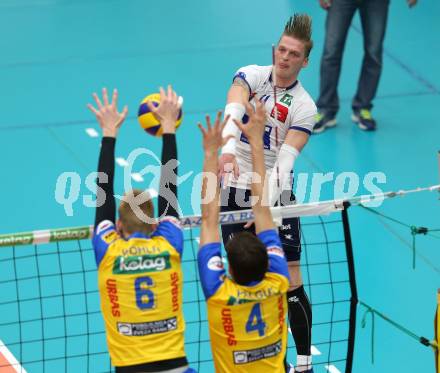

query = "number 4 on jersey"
[245,303,266,336]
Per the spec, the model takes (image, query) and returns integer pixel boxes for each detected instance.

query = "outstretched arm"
[233,100,274,234]
[199,112,230,246]
[218,77,250,182]
[88,88,128,228]
[146,85,182,219]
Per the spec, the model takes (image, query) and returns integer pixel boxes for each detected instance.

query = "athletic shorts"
[220,187,302,262]
[115,357,193,373]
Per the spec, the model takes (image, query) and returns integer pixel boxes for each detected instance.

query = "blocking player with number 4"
[89,87,196,373]
[197,102,290,372]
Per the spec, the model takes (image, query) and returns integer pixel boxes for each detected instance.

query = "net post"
[435,288,439,373]
[341,201,358,373]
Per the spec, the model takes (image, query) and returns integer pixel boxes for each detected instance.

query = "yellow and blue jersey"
[198,229,290,373]
[92,217,186,367]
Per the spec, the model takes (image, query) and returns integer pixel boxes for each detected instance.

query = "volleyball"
[137,93,183,136]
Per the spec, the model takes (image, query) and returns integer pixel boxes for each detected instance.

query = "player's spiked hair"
[282,13,313,57]
[118,189,155,235]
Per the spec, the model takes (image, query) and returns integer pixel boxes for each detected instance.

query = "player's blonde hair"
[118,189,155,235]
[282,13,313,57]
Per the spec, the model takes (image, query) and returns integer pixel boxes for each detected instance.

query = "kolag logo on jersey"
[113,252,171,274]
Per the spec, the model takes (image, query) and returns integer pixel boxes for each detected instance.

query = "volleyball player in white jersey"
[219,15,316,373]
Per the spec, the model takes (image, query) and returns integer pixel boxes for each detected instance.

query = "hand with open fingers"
[87,88,128,138]
[319,0,331,9]
[233,99,267,146]
[198,111,231,156]
[146,85,181,134]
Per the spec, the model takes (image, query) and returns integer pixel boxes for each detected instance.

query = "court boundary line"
[0,339,27,373]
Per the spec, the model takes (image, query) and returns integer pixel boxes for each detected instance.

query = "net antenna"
[438,151,440,200]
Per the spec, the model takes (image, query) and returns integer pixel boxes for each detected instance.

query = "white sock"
[295,355,312,372]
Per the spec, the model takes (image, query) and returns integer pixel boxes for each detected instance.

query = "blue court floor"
[0,0,439,372]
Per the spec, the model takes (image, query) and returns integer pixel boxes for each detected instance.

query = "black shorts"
[220,187,302,262]
[115,357,188,373]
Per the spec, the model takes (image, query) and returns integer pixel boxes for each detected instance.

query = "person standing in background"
[314,0,417,133]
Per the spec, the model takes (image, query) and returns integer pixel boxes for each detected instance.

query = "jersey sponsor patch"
[96,220,114,235]
[207,256,224,271]
[267,246,285,258]
[221,308,237,346]
[117,317,177,337]
[170,272,180,312]
[233,340,282,364]
[280,93,293,107]
[270,103,289,123]
[113,252,171,275]
[105,278,121,317]
[235,286,282,301]
[121,245,162,257]
[102,231,118,244]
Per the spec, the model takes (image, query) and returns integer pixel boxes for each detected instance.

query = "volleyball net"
[0,186,438,373]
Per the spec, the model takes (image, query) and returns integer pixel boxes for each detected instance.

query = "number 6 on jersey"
[135,276,155,310]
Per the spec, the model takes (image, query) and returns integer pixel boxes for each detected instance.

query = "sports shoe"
[312,112,337,134]
[288,363,314,373]
[351,109,376,131]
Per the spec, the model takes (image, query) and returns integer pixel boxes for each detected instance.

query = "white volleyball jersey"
[227,64,317,189]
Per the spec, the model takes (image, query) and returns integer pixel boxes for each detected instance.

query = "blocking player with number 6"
[89,86,196,373]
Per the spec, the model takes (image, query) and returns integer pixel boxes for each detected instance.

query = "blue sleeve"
[197,242,226,299]
[233,65,261,96]
[92,220,119,267]
[151,217,184,256]
[257,229,290,280]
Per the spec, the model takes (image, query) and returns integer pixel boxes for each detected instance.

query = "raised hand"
[146,85,182,134]
[87,88,128,138]
[198,111,231,156]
